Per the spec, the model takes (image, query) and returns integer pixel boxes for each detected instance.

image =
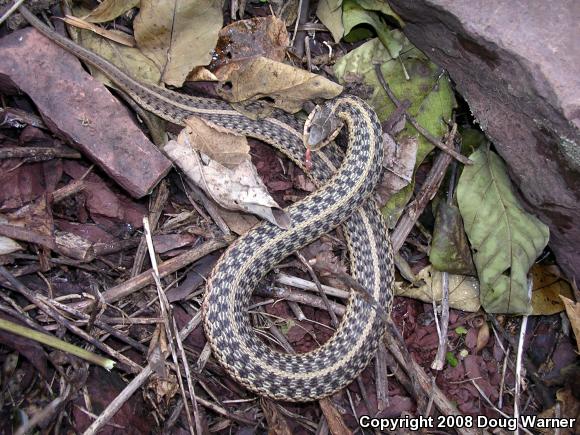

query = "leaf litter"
[0,0,577,433]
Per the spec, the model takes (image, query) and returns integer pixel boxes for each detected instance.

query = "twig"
[374,64,472,165]
[470,380,534,435]
[131,181,169,276]
[391,124,458,251]
[431,140,459,370]
[15,385,71,435]
[498,347,510,409]
[0,317,114,369]
[430,271,449,370]
[291,0,310,57]
[91,237,231,305]
[0,266,142,374]
[514,278,533,433]
[295,252,340,327]
[276,273,349,299]
[0,147,81,160]
[83,312,203,435]
[0,0,25,25]
[143,217,196,435]
[256,286,345,315]
[383,321,480,435]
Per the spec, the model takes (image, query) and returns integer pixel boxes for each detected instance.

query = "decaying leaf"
[134,0,224,87]
[376,135,417,205]
[334,36,456,224]
[180,117,250,168]
[316,0,344,43]
[396,266,481,312]
[560,296,580,352]
[212,16,289,69]
[83,0,140,23]
[457,147,550,314]
[217,208,259,235]
[429,202,476,276]
[215,56,343,113]
[531,264,574,315]
[164,117,289,228]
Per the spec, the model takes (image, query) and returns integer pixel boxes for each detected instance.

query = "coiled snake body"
[20,6,395,402]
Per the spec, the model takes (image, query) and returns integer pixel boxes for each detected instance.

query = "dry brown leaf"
[63,15,136,46]
[260,399,293,435]
[186,66,218,82]
[537,387,580,434]
[164,118,289,228]
[396,266,481,312]
[213,16,289,69]
[83,0,140,23]
[134,0,223,87]
[319,398,352,435]
[475,322,490,353]
[215,56,343,113]
[376,134,416,205]
[560,296,580,352]
[182,117,249,168]
[531,263,574,315]
[216,209,258,235]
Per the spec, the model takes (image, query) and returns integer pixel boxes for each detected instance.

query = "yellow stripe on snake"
[20,5,394,401]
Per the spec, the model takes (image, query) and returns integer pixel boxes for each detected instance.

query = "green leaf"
[456,147,550,314]
[455,326,468,335]
[334,36,456,224]
[316,0,344,43]
[353,0,404,27]
[446,352,459,367]
[342,0,401,54]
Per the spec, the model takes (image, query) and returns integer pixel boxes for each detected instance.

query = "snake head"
[304,101,343,150]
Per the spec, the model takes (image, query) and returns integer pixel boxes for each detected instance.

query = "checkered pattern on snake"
[21,5,395,402]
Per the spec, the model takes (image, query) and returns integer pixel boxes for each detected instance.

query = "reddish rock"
[0,28,172,198]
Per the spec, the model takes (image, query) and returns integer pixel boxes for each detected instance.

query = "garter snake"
[19,6,394,402]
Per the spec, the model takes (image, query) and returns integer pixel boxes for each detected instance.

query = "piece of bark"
[0,28,171,198]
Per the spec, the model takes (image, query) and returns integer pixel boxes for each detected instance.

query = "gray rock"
[389,0,580,282]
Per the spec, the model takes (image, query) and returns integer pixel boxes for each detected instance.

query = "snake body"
[19,6,394,401]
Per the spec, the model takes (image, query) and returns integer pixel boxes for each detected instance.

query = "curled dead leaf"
[475,322,490,353]
[215,57,343,113]
[165,117,290,228]
[396,266,481,312]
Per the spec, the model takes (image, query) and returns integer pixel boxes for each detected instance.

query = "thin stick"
[0,266,142,374]
[143,217,196,435]
[295,252,339,327]
[0,317,114,369]
[514,278,532,433]
[0,0,25,25]
[83,312,203,435]
[391,125,458,251]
